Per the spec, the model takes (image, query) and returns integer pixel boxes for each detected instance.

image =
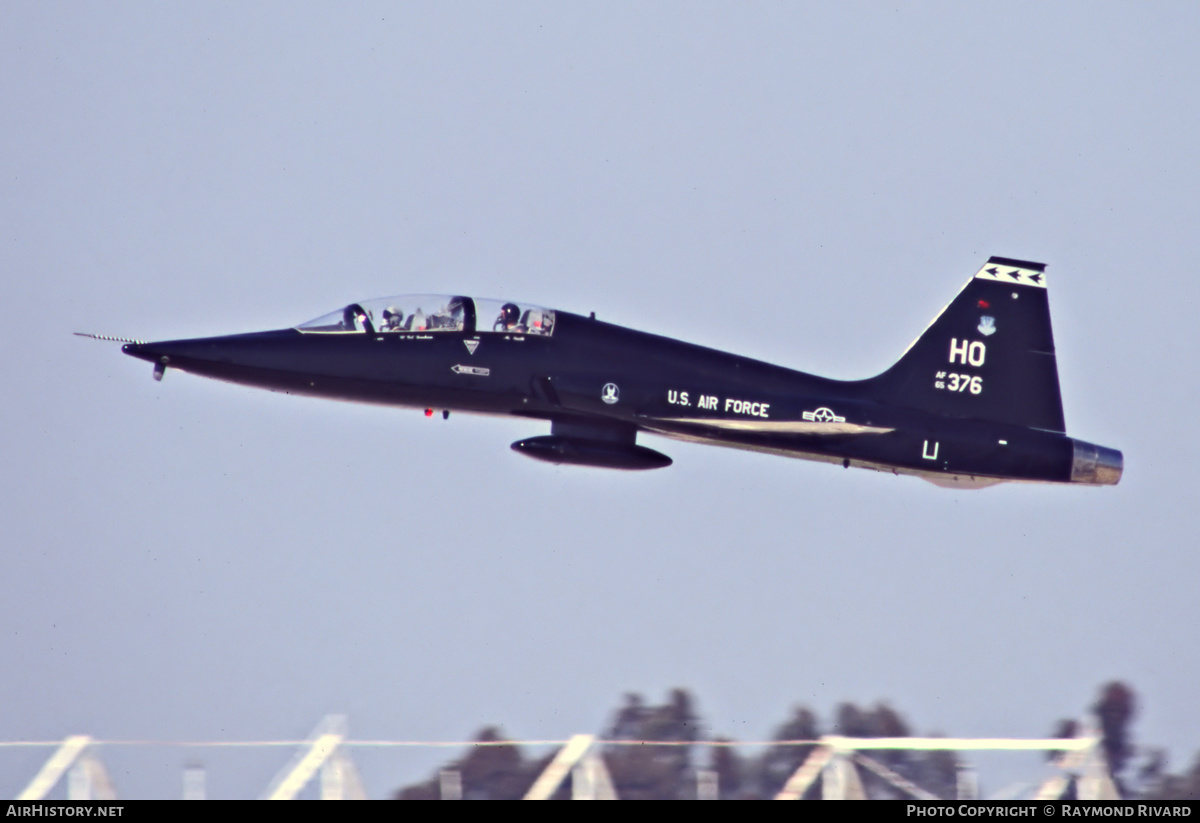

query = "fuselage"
[121,298,1120,487]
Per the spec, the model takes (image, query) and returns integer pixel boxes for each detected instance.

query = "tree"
[755,705,821,799]
[832,701,957,800]
[1093,681,1136,779]
[602,689,700,799]
[393,726,541,800]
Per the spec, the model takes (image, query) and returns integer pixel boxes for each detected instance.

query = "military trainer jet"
[88,256,1121,487]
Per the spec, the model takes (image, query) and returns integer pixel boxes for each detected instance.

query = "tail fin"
[869,257,1065,432]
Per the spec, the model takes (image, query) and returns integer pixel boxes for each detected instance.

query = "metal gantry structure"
[8,716,1119,800]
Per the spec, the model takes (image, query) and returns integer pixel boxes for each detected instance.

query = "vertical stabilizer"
[870,257,1066,432]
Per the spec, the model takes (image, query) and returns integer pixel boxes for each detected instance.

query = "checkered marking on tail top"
[972,262,1047,288]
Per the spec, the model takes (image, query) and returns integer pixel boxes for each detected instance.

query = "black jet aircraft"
[90,256,1121,488]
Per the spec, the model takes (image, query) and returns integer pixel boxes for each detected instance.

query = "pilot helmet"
[382,306,403,326]
[501,303,520,326]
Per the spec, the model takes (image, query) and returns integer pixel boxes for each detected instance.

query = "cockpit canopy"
[296,295,556,337]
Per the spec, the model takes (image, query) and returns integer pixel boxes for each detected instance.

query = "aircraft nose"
[122,331,292,363]
[120,330,298,382]
[123,339,208,361]
[122,342,155,361]
[123,341,175,380]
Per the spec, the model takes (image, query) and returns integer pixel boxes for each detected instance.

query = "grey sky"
[2,2,1197,798]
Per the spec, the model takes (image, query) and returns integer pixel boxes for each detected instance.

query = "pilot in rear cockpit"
[497,302,522,332]
[382,307,404,331]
